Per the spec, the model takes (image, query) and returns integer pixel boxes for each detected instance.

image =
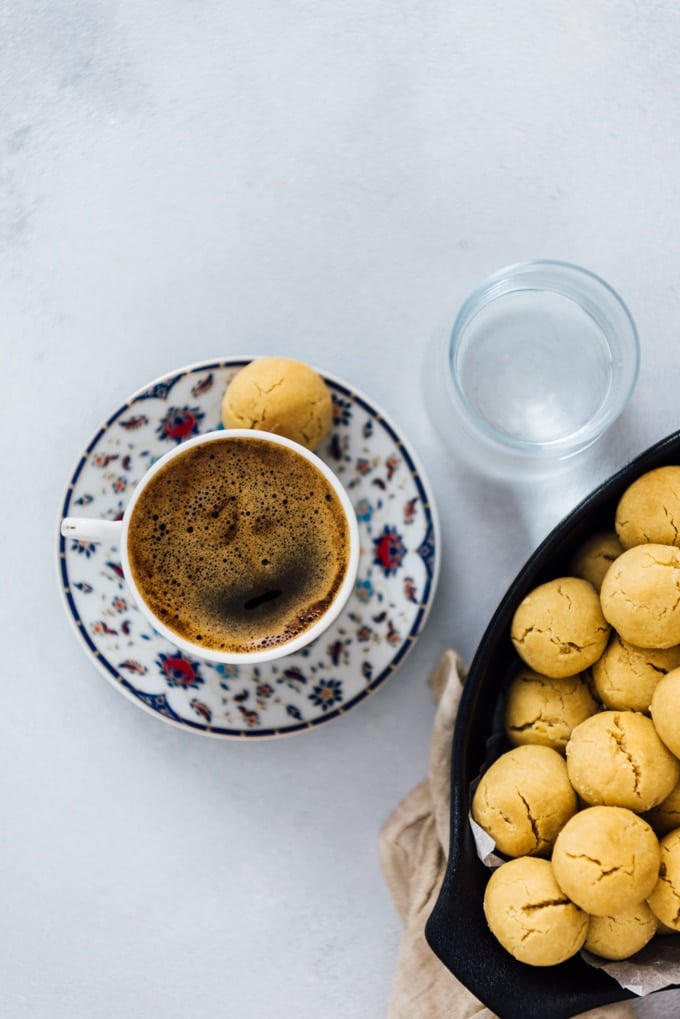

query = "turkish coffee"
[127,436,351,654]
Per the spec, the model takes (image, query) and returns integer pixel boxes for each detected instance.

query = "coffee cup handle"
[61,517,123,545]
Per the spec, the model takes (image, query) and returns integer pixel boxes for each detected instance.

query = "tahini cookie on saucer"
[551,806,660,916]
[221,357,333,449]
[511,576,610,678]
[600,544,680,648]
[483,857,588,966]
[615,465,680,550]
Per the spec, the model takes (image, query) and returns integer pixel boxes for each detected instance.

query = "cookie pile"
[474,466,680,967]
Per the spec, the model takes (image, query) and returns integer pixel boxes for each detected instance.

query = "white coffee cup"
[61,429,360,665]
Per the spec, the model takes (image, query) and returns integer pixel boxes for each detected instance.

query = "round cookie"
[650,667,680,757]
[471,745,577,857]
[615,466,680,550]
[483,857,589,966]
[647,828,680,931]
[552,806,660,916]
[566,710,680,812]
[644,780,680,838]
[221,357,332,449]
[570,530,624,592]
[600,544,680,649]
[511,577,610,679]
[584,901,658,960]
[592,633,680,713]
[504,668,599,752]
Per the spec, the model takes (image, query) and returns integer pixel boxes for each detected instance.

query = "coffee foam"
[127,438,350,653]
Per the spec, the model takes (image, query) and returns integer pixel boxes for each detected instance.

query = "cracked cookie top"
[592,633,680,712]
[551,805,660,916]
[471,744,577,858]
[511,576,610,678]
[570,529,624,592]
[221,357,332,450]
[565,709,680,812]
[647,828,680,931]
[600,543,680,648]
[504,668,598,752]
[483,857,589,967]
[615,465,680,550]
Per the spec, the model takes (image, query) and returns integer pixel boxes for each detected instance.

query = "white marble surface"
[4,2,680,1016]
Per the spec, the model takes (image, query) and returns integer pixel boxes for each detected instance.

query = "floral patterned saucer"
[58,359,440,738]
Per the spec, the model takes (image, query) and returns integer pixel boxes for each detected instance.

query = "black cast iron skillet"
[426,430,680,1019]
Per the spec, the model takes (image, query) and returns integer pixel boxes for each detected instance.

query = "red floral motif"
[156,651,204,689]
[373,525,407,576]
[157,406,205,443]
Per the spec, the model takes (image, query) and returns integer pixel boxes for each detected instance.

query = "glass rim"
[446,259,640,458]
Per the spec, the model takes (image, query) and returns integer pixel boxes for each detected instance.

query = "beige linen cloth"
[378,649,636,1019]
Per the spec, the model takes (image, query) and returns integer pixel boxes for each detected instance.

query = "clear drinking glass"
[428,260,640,479]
